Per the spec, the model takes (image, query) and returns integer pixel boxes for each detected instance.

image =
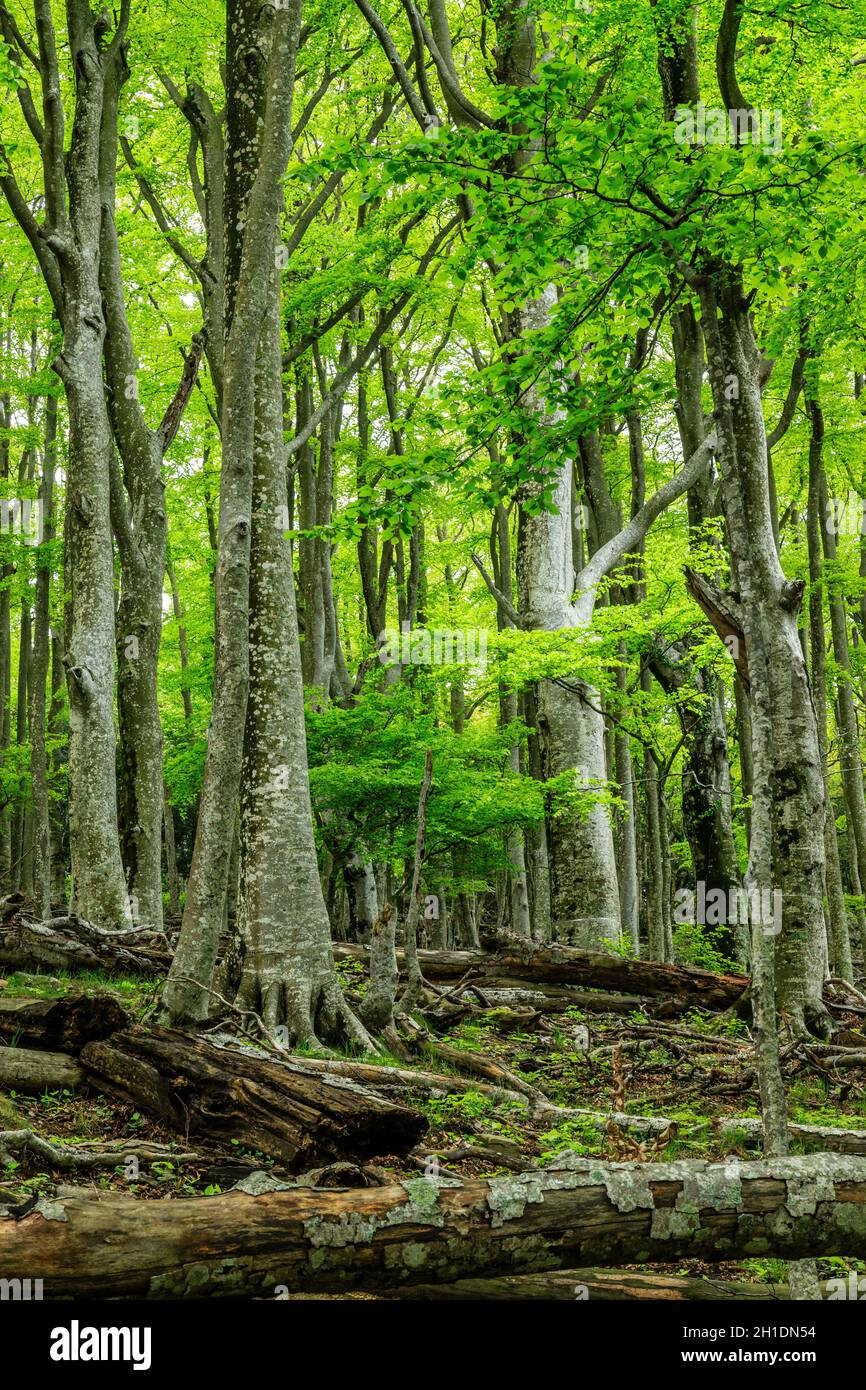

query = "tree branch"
[471,552,524,628]
[574,431,717,616]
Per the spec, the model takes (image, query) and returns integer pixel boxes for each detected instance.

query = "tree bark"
[4,1153,866,1298]
[0,1048,83,1093]
[79,1026,425,1168]
[387,1268,790,1301]
[49,6,129,927]
[688,272,828,1037]
[232,271,369,1047]
[806,382,853,980]
[162,0,303,1023]
[29,391,56,919]
[0,993,129,1052]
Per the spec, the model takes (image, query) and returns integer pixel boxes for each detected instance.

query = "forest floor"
[2,959,866,1296]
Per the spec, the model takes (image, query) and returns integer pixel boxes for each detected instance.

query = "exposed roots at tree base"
[231,958,376,1054]
[781,999,834,1044]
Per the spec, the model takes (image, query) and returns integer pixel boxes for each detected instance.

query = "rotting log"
[2,1153,866,1298]
[0,994,130,1053]
[333,941,749,1011]
[0,1048,84,1093]
[79,1026,426,1169]
[0,918,169,980]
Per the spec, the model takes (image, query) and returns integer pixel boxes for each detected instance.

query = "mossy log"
[0,1048,84,1093]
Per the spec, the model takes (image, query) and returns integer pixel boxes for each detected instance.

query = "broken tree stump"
[2,1152,865,1298]
[79,1026,427,1169]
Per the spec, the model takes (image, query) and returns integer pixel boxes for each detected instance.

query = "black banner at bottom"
[1,1296,861,1378]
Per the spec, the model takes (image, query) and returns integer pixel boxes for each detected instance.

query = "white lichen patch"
[303,1176,459,1254]
[305,1210,381,1250]
[33,1197,68,1222]
[486,1164,593,1226]
[650,1207,699,1240]
[782,1169,837,1218]
[232,1170,296,1195]
[677,1162,742,1214]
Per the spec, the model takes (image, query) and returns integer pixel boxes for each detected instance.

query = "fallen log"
[716,1115,866,1156]
[551,1108,866,1157]
[474,984,657,1016]
[333,941,749,1011]
[385,1268,791,1300]
[0,1048,84,1094]
[79,1026,426,1169]
[0,921,747,1015]
[2,1153,865,1298]
[286,1053,531,1109]
[0,918,169,980]
[0,994,129,1053]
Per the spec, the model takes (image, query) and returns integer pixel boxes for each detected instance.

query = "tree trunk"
[806,384,853,980]
[359,903,398,1032]
[162,0,303,1023]
[614,651,640,954]
[29,392,56,919]
[517,419,622,950]
[232,271,369,1047]
[692,271,829,1037]
[51,8,129,928]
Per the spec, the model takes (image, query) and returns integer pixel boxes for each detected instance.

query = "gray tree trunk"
[806,383,853,980]
[233,272,369,1047]
[29,391,56,919]
[162,0,304,1022]
[694,271,828,1037]
[47,4,129,927]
